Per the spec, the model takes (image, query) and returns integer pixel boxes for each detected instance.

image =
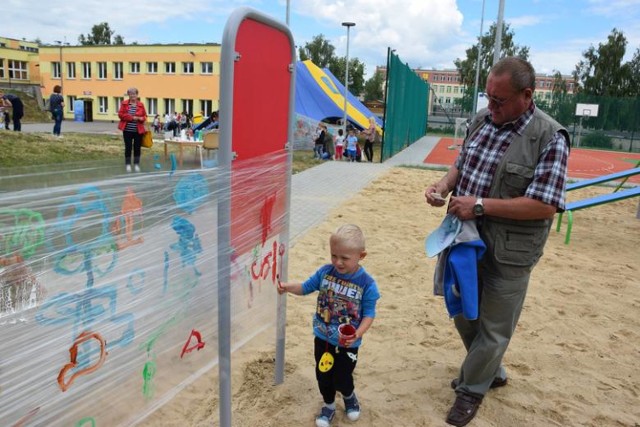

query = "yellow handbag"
[141,126,153,148]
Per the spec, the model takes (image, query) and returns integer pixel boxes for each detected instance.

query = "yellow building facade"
[0,36,221,123]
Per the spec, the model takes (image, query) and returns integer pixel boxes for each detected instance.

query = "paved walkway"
[289,135,442,243]
[20,121,444,243]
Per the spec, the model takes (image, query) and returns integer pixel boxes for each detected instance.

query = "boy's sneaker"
[134,164,141,173]
[125,165,132,173]
[315,406,335,427]
[344,394,361,421]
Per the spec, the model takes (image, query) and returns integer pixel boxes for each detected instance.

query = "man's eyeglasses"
[485,91,521,107]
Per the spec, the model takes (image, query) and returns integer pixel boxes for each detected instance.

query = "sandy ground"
[141,167,640,427]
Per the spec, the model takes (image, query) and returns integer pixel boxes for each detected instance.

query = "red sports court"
[424,137,640,184]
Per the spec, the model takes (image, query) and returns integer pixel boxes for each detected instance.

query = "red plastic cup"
[338,324,357,347]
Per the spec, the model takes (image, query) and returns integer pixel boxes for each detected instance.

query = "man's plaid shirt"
[454,103,569,210]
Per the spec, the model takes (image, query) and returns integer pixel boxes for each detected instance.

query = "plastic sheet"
[0,151,289,426]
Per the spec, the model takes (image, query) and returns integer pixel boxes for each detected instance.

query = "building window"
[201,62,213,74]
[81,62,92,79]
[68,95,76,112]
[67,62,76,79]
[52,61,61,79]
[182,62,194,74]
[0,59,4,78]
[164,98,175,115]
[147,98,158,115]
[182,99,194,115]
[200,100,213,116]
[147,62,158,74]
[97,62,107,79]
[130,62,140,74]
[114,62,123,80]
[164,62,176,74]
[98,96,108,114]
[447,86,452,93]
[8,60,28,80]
[114,96,124,110]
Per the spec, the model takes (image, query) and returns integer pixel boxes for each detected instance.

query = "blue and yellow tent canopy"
[295,60,383,131]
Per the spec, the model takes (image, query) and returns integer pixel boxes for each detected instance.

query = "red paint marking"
[180,329,205,358]
[424,137,640,183]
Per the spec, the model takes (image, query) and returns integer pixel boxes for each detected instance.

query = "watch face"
[473,203,484,216]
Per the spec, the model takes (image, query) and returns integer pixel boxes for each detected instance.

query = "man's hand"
[447,196,477,220]
[425,185,447,207]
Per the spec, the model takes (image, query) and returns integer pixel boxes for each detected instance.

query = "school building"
[376,65,575,117]
[0,36,221,123]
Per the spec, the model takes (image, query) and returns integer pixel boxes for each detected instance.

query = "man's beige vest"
[464,107,569,277]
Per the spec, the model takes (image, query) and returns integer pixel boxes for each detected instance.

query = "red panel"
[230,18,292,253]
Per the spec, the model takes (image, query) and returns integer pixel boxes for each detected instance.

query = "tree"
[328,57,365,96]
[78,22,124,45]
[363,70,385,102]
[298,34,335,68]
[626,47,640,97]
[573,28,628,97]
[298,34,366,96]
[454,23,529,112]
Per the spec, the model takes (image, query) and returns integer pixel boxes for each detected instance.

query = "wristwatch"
[473,197,485,217]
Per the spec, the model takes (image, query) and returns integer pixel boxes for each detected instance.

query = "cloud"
[293,0,465,75]
[3,0,216,44]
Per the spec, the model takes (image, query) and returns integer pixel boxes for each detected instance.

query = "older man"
[425,57,570,426]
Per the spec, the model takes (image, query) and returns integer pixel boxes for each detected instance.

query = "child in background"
[345,129,358,162]
[334,129,345,161]
[278,224,380,427]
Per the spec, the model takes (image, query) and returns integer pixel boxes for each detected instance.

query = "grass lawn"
[0,130,328,174]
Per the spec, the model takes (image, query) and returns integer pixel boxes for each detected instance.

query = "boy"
[278,224,380,427]
[345,129,358,162]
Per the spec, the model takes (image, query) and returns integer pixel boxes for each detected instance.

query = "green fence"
[381,52,429,161]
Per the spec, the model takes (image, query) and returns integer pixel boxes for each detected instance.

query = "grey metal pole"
[286,0,290,25]
[472,0,486,115]
[342,22,355,134]
[493,0,505,64]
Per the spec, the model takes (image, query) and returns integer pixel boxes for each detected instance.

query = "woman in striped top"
[117,87,148,172]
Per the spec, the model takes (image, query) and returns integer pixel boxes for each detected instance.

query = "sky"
[4,0,640,79]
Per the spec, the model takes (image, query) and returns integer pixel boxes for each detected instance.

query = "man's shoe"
[343,393,361,421]
[450,377,508,390]
[134,164,141,173]
[315,406,335,427]
[446,393,482,426]
[125,165,132,173]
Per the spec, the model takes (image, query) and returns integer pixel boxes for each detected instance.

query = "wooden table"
[164,139,204,167]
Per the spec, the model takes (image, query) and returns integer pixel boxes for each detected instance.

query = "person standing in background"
[118,88,147,173]
[0,91,24,131]
[49,85,65,138]
[334,129,345,161]
[362,117,376,162]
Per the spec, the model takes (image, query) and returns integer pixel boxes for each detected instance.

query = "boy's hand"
[343,330,361,347]
[277,275,286,294]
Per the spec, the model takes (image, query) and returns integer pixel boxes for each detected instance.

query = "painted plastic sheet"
[0,153,287,426]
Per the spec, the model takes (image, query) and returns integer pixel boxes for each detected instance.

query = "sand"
[141,167,640,427]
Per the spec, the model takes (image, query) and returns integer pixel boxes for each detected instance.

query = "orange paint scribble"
[111,187,144,250]
[57,331,108,392]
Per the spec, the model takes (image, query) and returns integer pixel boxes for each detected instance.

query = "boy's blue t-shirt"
[301,264,380,347]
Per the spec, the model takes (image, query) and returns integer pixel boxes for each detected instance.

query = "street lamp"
[341,22,355,135]
[471,0,486,115]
